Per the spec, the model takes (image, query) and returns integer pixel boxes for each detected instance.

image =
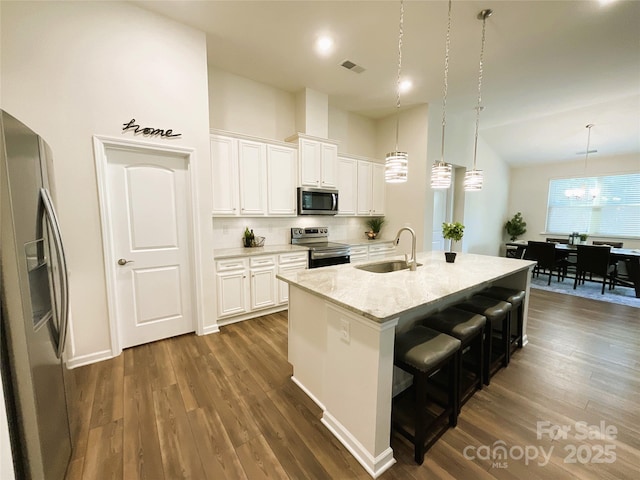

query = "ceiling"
[134,0,640,166]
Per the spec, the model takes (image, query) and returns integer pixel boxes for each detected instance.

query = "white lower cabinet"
[277,252,308,304]
[215,258,249,318]
[215,251,307,323]
[249,256,277,310]
[368,242,396,260]
[349,245,369,264]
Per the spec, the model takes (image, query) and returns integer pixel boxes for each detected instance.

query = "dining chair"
[573,245,615,294]
[523,241,568,285]
[592,241,623,248]
[592,241,624,287]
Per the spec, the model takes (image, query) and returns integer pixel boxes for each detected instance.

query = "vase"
[445,252,457,263]
[366,231,377,240]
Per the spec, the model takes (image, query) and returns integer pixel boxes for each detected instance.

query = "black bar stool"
[455,295,512,385]
[481,286,526,354]
[393,325,461,465]
[418,307,486,411]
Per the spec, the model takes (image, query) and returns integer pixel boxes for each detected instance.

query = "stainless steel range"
[291,227,350,269]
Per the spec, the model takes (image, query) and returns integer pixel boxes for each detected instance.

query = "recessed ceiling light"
[315,36,334,56]
[399,79,413,93]
[598,0,617,5]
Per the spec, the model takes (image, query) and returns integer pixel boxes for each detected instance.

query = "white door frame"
[93,135,204,357]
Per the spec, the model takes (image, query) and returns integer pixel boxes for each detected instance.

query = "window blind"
[546,173,640,237]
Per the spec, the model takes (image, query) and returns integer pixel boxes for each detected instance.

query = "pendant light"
[431,0,454,189]
[464,8,493,192]
[583,123,594,171]
[564,124,596,199]
[385,0,408,183]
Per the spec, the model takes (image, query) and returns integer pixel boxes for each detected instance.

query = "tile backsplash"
[212,216,375,249]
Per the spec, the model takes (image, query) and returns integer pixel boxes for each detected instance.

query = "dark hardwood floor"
[65,289,640,479]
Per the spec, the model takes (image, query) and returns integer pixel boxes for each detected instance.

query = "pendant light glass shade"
[385,151,408,183]
[463,169,483,191]
[431,163,453,189]
[430,0,453,189]
[386,0,408,183]
[464,9,493,192]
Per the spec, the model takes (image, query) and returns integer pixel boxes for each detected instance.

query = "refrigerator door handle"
[39,188,69,359]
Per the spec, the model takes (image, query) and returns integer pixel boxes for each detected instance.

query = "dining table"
[506,241,640,298]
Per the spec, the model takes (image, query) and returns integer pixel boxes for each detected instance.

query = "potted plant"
[505,212,527,241]
[579,233,588,244]
[243,227,253,247]
[442,221,464,263]
[365,217,385,240]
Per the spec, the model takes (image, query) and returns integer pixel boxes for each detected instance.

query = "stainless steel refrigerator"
[1,110,72,479]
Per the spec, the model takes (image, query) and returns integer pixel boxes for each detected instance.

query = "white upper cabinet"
[357,159,385,216]
[337,156,357,216]
[211,132,297,217]
[371,162,385,216]
[211,135,239,215]
[287,134,339,188]
[266,144,297,216]
[299,138,321,187]
[320,142,338,188]
[238,139,266,216]
[357,160,373,215]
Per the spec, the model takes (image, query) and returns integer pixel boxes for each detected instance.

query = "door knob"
[117,258,134,266]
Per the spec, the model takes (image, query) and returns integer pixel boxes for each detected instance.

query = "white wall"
[462,139,511,255]
[1,1,213,365]
[427,107,512,256]
[208,66,296,141]
[328,107,378,158]
[376,105,430,254]
[508,153,640,249]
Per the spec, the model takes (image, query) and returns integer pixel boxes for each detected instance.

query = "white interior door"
[106,147,194,348]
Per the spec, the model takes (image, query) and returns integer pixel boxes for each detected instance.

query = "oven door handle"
[311,249,351,259]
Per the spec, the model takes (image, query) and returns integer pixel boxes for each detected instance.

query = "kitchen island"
[277,251,535,478]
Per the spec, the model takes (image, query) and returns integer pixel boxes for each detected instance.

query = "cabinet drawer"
[369,243,395,254]
[279,252,308,265]
[215,258,248,271]
[249,255,276,268]
[350,245,368,256]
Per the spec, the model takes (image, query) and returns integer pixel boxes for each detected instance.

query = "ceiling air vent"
[340,59,366,74]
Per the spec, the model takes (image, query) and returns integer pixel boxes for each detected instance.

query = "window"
[546,173,640,237]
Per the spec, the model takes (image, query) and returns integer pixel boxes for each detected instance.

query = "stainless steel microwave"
[297,187,339,215]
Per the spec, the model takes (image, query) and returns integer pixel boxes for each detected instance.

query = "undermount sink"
[355,260,422,273]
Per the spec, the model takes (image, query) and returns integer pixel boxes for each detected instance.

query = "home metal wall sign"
[122,119,181,138]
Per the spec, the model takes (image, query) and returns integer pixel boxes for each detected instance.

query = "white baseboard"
[216,304,287,327]
[321,410,396,479]
[290,376,325,411]
[65,349,113,369]
[200,323,220,335]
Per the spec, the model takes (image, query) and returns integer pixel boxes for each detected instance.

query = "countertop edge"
[278,253,536,323]
[215,244,309,259]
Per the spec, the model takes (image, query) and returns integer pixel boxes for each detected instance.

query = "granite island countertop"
[277,251,535,323]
